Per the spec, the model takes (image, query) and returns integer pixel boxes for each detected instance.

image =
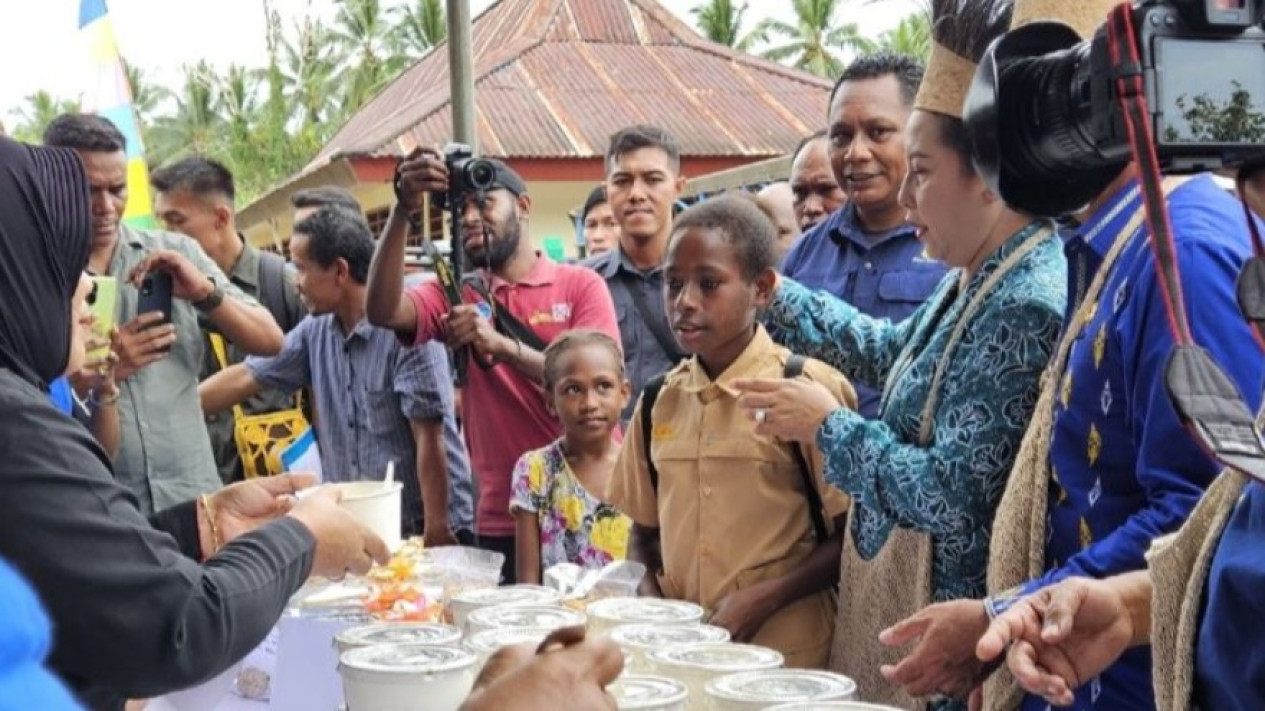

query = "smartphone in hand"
[137,271,174,352]
[86,275,117,361]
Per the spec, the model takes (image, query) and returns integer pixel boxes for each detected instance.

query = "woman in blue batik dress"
[732,2,1065,708]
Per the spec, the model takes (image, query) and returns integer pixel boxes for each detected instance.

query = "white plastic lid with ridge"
[607,675,690,710]
[647,644,784,673]
[464,626,556,655]
[465,604,587,633]
[705,669,858,705]
[762,703,907,711]
[334,622,462,652]
[450,584,562,607]
[339,642,477,675]
[609,623,732,649]
[587,597,705,626]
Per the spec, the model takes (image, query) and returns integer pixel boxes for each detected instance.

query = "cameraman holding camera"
[367,149,619,583]
[880,2,1265,710]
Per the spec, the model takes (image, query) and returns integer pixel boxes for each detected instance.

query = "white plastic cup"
[334,481,403,552]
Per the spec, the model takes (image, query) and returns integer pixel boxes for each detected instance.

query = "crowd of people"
[2,0,1265,709]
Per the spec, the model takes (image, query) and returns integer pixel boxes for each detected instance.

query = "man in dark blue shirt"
[781,53,947,418]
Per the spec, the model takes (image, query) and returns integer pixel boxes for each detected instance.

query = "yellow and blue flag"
[79,0,154,227]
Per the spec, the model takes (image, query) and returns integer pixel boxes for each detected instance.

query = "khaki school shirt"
[607,326,855,667]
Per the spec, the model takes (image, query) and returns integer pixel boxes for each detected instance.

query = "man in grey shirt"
[44,114,284,514]
[583,125,688,422]
[152,157,307,484]
[199,206,475,542]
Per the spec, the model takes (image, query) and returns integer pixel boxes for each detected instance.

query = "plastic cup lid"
[609,623,731,648]
[452,585,562,606]
[587,597,705,623]
[464,626,555,653]
[647,643,783,671]
[607,674,689,709]
[762,703,907,711]
[340,643,476,674]
[466,604,586,630]
[704,669,857,702]
[335,622,462,648]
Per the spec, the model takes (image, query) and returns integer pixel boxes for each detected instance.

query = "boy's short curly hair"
[670,195,777,280]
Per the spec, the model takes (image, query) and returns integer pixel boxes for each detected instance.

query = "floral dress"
[509,439,631,571]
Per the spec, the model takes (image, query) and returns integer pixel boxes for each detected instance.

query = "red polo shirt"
[405,254,620,536]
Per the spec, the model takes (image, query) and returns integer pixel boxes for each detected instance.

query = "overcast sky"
[0,0,920,121]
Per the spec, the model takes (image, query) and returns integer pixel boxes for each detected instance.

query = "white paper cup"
[334,481,403,551]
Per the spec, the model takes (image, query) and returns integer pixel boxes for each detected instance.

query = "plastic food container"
[465,604,587,637]
[338,643,477,711]
[704,669,858,710]
[609,623,732,673]
[586,597,706,637]
[332,622,463,655]
[464,626,556,669]
[646,644,783,711]
[759,698,910,703]
[449,585,564,630]
[608,674,690,711]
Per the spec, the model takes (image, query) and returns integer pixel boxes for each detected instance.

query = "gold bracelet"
[200,494,223,555]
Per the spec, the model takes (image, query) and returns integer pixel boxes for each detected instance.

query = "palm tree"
[756,0,876,79]
[391,0,447,59]
[217,64,259,145]
[874,10,931,60]
[280,16,342,129]
[122,60,168,126]
[691,0,761,51]
[330,0,403,113]
[8,91,80,143]
[148,61,223,164]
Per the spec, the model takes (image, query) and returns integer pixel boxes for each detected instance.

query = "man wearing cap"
[578,185,619,258]
[583,125,689,424]
[880,2,1263,710]
[367,152,619,583]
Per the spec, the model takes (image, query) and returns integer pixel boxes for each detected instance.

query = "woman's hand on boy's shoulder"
[732,377,839,443]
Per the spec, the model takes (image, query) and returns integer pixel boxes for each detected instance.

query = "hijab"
[0,136,91,388]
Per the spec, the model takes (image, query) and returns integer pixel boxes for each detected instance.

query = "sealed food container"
[465,604,587,636]
[464,626,556,669]
[333,622,462,655]
[704,670,858,710]
[449,585,563,630]
[646,644,783,711]
[338,643,477,711]
[609,623,732,673]
[608,674,690,711]
[759,698,910,703]
[586,597,706,637]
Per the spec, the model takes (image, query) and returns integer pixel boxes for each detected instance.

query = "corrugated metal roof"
[306,0,832,169]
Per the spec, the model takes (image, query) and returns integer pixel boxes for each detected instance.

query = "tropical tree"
[280,16,343,129]
[331,0,404,115]
[148,61,223,164]
[873,10,931,60]
[7,91,80,143]
[391,0,447,59]
[756,0,876,78]
[691,0,761,51]
[122,60,169,126]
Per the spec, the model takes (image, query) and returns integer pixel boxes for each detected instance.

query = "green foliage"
[751,0,875,79]
[873,10,931,61]
[1164,82,1265,144]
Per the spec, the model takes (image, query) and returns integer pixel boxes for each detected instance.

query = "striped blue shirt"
[246,315,475,533]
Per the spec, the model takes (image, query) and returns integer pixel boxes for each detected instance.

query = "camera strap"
[1107,5,1265,482]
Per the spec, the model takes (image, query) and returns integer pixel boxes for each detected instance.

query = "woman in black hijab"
[0,136,389,710]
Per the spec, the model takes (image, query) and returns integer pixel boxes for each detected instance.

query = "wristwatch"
[193,283,225,313]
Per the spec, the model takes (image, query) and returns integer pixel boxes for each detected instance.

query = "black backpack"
[638,354,830,543]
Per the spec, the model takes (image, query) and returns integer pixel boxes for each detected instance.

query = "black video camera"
[965,0,1265,216]
[436,142,497,210]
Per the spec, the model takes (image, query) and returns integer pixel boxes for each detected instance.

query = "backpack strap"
[640,373,668,495]
[257,250,297,332]
[784,355,830,544]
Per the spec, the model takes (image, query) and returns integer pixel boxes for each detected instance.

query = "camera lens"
[465,160,497,191]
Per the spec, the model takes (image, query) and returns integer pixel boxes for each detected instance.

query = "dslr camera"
[965,0,1265,216]
[436,142,497,210]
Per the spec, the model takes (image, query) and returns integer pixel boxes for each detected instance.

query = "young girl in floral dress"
[510,330,632,584]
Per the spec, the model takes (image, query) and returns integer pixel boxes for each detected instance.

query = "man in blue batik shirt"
[781,52,947,418]
[880,162,1264,710]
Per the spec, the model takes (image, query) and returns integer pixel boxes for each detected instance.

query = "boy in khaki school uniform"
[607,196,855,668]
